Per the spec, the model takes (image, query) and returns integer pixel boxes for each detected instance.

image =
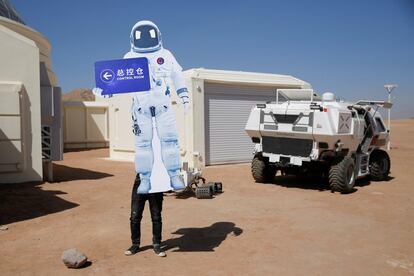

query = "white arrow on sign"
[103,71,113,80]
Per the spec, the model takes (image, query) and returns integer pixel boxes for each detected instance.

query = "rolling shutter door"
[205,82,277,165]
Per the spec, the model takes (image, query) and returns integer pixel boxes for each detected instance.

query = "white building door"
[204,82,278,165]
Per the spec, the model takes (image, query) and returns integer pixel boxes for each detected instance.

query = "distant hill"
[62,88,95,102]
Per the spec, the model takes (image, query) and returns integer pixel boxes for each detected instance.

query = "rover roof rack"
[354,100,393,109]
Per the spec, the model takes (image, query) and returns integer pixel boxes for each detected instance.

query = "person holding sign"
[125,20,189,257]
[94,20,189,257]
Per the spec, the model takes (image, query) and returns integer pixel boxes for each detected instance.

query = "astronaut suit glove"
[178,88,190,115]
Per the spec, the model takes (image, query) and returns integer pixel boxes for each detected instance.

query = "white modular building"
[100,68,310,171]
[0,1,62,183]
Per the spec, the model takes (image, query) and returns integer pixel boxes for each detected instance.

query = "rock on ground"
[61,248,88,268]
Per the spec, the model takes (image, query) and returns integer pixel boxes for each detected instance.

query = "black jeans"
[130,174,163,245]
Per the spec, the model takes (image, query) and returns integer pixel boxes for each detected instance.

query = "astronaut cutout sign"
[94,20,189,194]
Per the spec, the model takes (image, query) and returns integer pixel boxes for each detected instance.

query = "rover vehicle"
[245,89,392,193]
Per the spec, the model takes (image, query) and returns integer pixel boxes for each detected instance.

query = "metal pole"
[384,84,397,151]
[387,91,391,150]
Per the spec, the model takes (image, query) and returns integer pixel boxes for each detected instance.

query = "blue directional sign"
[94,57,151,95]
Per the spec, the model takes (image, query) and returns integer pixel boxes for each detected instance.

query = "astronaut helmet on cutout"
[130,20,162,53]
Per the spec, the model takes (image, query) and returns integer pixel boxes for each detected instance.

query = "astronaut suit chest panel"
[125,49,174,94]
[150,53,172,81]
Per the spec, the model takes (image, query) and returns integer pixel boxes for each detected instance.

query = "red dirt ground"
[1,120,413,275]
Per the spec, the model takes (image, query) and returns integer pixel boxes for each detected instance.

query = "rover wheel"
[195,186,213,199]
[369,149,390,181]
[251,154,276,183]
[329,156,356,193]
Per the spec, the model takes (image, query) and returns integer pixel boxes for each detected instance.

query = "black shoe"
[153,244,166,257]
[124,244,140,256]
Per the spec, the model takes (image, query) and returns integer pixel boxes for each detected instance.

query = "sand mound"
[62,88,95,102]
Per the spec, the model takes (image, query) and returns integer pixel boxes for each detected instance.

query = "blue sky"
[12,0,414,118]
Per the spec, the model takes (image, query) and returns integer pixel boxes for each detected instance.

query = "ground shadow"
[174,189,195,199]
[174,185,224,200]
[264,175,331,192]
[0,181,79,225]
[383,175,395,182]
[163,190,196,200]
[263,174,396,193]
[174,189,224,200]
[64,147,107,153]
[355,175,395,188]
[161,222,243,252]
[52,163,113,182]
[78,261,93,269]
[355,177,371,188]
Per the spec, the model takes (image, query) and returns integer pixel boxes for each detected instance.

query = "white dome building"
[0,0,62,183]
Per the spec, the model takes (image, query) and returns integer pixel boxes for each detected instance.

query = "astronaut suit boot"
[126,20,190,194]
